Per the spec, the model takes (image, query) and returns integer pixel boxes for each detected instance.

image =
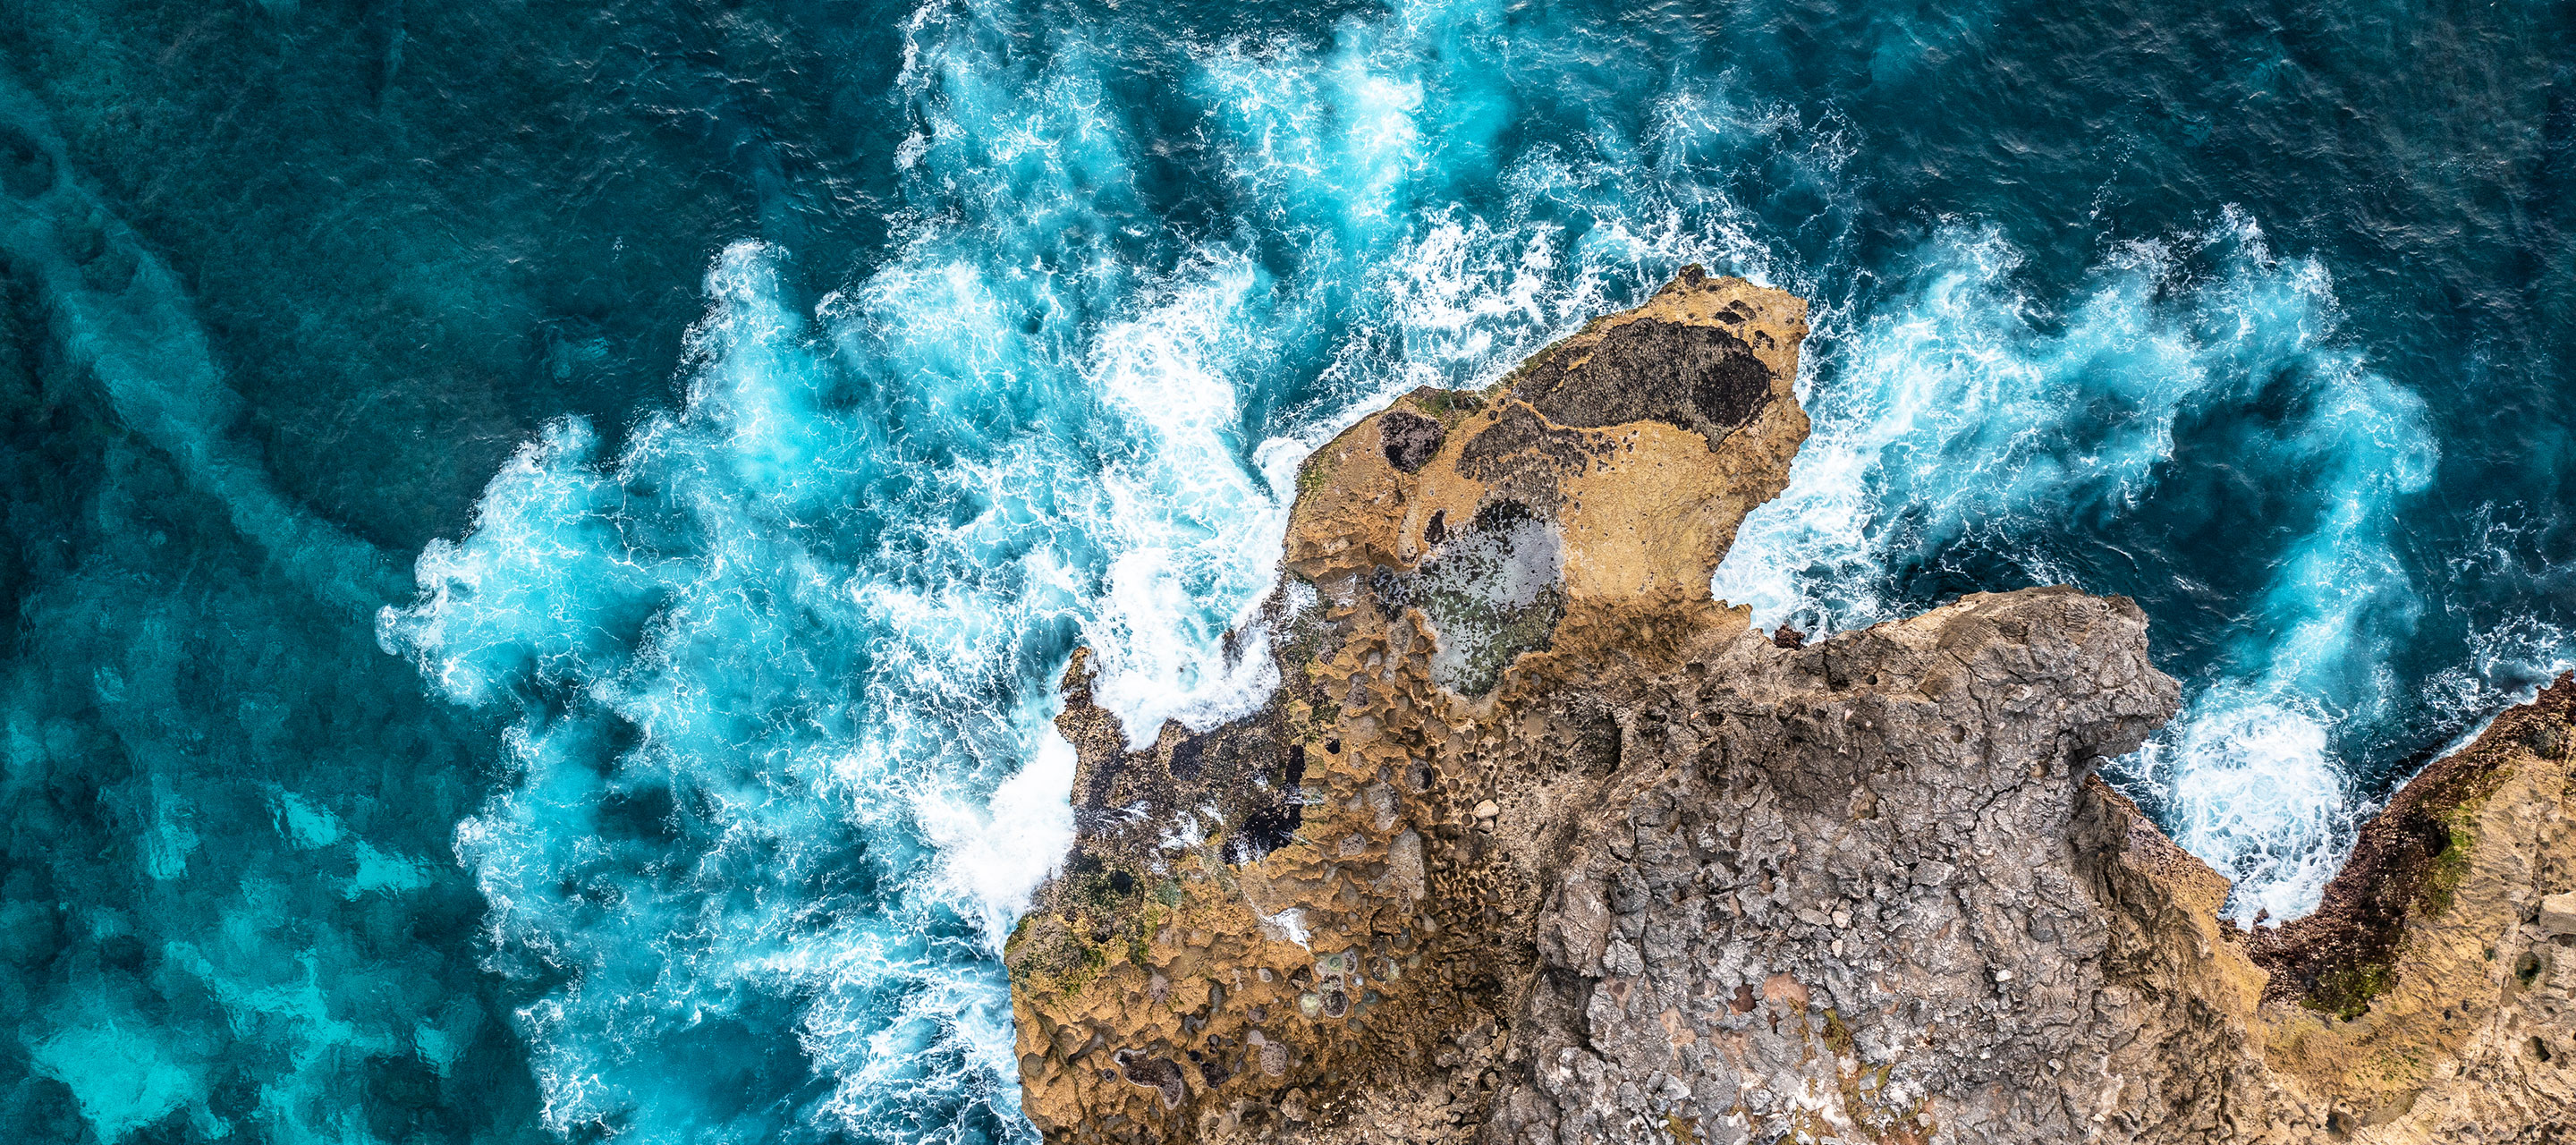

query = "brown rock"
[1004,268,2576,1145]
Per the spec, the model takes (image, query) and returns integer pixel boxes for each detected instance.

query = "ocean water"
[3,0,2572,1141]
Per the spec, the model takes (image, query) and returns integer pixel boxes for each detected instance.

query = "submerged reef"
[1005,270,2576,1144]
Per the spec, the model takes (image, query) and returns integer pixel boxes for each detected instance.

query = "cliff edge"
[1004,269,2576,1144]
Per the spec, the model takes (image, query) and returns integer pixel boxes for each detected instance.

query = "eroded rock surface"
[1004,269,2576,1144]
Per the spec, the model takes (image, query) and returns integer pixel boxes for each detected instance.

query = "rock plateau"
[1004,269,2576,1144]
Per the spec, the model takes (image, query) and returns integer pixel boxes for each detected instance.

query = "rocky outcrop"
[2235,677,2576,1141]
[1004,269,2576,1144]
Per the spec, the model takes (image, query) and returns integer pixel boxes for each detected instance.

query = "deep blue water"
[2,0,2571,1141]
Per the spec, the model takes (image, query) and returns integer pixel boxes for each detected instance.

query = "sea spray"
[380,1,1845,1136]
[7,0,2574,1142]
[386,1,2495,1141]
[1712,212,2438,920]
[389,246,1081,1144]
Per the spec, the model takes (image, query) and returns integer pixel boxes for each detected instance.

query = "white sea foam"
[1080,257,1297,743]
[385,2,1864,1132]
[919,728,1080,950]
[2124,693,2353,921]
[1714,213,2439,920]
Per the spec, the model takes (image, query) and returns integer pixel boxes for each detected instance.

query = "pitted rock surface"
[1379,409,1447,473]
[1488,587,2175,1145]
[1005,270,2576,1145]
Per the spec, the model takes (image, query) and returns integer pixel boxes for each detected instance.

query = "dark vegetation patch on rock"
[2247,672,2576,1017]
[1507,318,1774,447]
[1378,409,1445,473]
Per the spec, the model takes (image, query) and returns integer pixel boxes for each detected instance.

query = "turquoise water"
[3,0,2572,1141]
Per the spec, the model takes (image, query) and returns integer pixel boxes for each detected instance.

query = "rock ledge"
[1006,272,2576,1144]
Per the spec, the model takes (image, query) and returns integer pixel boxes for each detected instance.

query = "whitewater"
[360,1,2575,1141]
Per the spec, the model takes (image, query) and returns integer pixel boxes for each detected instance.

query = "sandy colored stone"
[2543,894,2576,937]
